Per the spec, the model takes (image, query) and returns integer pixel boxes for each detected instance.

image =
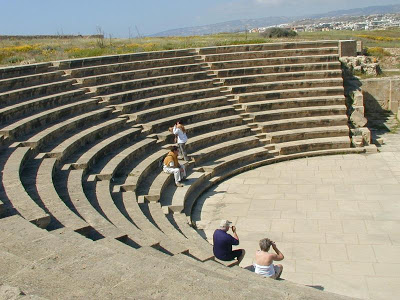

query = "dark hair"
[259,238,272,252]
[171,146,179,152]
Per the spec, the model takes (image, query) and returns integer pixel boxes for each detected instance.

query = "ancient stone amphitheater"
[0,41,363,299]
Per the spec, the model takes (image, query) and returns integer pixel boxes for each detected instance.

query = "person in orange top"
[163,146,187,187]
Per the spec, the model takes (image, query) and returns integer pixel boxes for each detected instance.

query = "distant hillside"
[151,4,400,37]
[151,16,294,37]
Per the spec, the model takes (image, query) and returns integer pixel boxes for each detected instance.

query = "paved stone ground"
[193,130,400,300]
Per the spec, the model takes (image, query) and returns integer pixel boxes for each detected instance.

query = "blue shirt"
[213,229,239,260]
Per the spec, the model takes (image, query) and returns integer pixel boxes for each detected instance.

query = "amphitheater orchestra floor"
[193,130,400,300]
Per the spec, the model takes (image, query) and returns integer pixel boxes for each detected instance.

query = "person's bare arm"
[231,226,239,241]
[271,242,284,261]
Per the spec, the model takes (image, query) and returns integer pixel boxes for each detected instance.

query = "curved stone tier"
[0,41,360,299]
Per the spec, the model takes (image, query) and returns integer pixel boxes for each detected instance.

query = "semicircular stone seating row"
[0,41,364,298]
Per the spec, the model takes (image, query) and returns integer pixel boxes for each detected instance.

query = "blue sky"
[0,0,398,37]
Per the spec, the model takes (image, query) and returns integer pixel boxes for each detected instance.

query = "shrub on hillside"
[260,28,297,38]
[364,47,391,59]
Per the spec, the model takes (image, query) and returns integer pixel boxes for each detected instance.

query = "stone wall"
[360,77,400,114]
[339,40,357,57]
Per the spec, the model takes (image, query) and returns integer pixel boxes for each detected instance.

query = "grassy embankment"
[0,28,399,67]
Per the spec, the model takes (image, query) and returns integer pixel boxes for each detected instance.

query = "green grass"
[0,28,399,66]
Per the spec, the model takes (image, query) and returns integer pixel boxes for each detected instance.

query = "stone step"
[100,78,218,104]
[157,114,245,144]
[0,70,65,93]
[95,180,160,247]
[90,70,211,96]
[2,147,51,228]
[94,138,157,181]
[274,136,351,155]
[118,148,167,193]
[45,117,127,162]
[201,146,273,176]
[238,86,344,103]
[183,124,252,153]
[210,54,339,70]
[0,62,52,80]
[280,147,367,161]
[55,49,197,69]
[113,86,224,114]
[68,55,202,78]
[20,107,113,151]
[36,157,92,233]
[205,47,338,62]
[223,69,342,86]
[231,78,343,94]
[131,95,229,123]
[243,95,345,113]
[171,213,214,256]
[191,136,261,166]
[198,40,339,55]
[0,98,101,140]
[67,169,130,239]
[70,127,142,171]
[216,61,341,77]
[145,202,214,261]
[77,63,207,86]
[0,79,77,107]
[142,105,237,134]
[250,105,347,122]
[0,88,88,124]
[166,171,207,213]
[143,171,173,202]
[267,125,350,144]
[0,215,226,299]
[119,191,189,255]
[183,179,213,217]
[259,115,349,133]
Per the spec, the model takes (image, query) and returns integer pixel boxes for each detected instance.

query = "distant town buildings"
[249,13,400,33]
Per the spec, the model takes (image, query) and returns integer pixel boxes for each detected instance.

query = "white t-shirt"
[173,126,188,144]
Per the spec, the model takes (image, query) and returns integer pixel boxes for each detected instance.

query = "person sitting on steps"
[213,220,245,264]
[253,238,284,279]
[163,146,187,187]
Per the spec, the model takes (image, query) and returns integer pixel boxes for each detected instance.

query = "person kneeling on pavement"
[163,146,187,187]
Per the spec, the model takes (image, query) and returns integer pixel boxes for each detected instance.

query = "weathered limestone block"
[358,127,371,145]
[352,90,364,106]
[357,40,363,54]
[350,110,367,127]
[353,105,365,115]
[351,135,364,147]
[350,127,370,147]
[361,78,400,113]
[339,40,357,57]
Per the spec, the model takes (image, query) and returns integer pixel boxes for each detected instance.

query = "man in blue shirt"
[213,220,245,263]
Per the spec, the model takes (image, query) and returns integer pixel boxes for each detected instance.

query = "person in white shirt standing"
[172,121,189,161]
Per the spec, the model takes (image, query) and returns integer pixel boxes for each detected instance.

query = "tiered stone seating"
[200,41,352,157]
[0,42,362,299]
[0,215,351,299]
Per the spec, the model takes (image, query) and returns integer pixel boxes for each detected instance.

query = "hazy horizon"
[0,0,398,37]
